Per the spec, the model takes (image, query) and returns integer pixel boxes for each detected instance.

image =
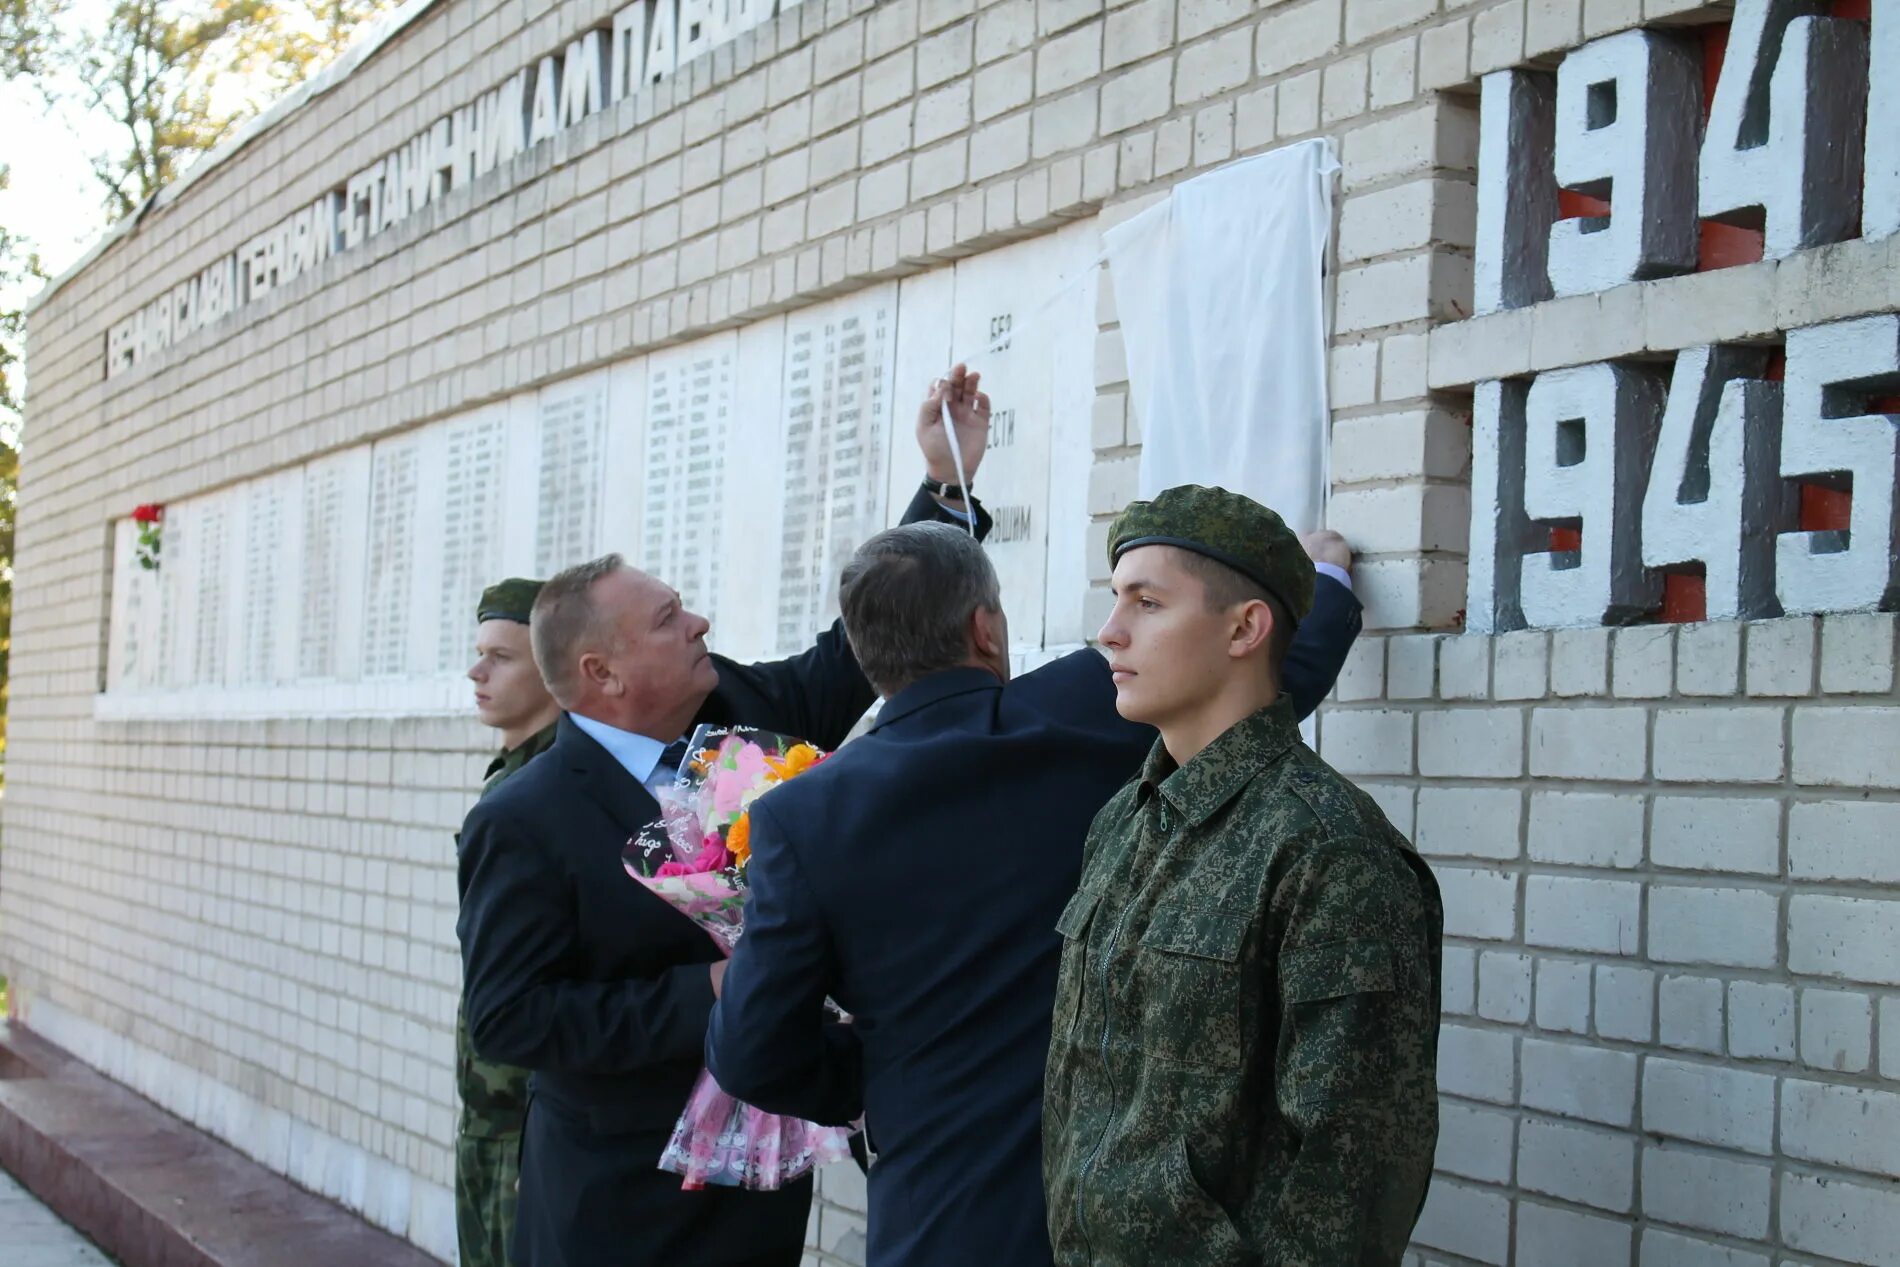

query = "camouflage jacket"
[457,720,559,1137]
[1043,699,1443,1267]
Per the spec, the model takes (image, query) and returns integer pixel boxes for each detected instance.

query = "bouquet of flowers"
[623,724,856,1191]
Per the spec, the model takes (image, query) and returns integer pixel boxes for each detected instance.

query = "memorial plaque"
[775,289,898,654]
[948,226,1099,652]
[363,438,422,678]
[108,521,161,691]
[299,458,350,679]
[438,409,508,670]
[155,511,186,687]
[190,498,231,687]
[535,379,607,576]
[240,476,292,685]
[641,335,736,625]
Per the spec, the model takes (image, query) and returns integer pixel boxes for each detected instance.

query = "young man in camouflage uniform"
[1044,485,1443,1267]
[457,578,561,1267]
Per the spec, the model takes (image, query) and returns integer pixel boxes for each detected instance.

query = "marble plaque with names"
[299,460,349,679]
[535,382,607,576]
[191,499,231,687]
[362,439,421,678]
[949,232,1092,652]
[240,478,290,685]
[111,523,159,690]
[641,339,735,624]
[439,411,508,670]
[775,295,897,653]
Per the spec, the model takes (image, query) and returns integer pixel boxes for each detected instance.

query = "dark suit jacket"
[705,576,1362,1267]
[456,489,988,1267]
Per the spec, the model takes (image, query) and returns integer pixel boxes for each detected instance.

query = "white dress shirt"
[568,713,682,797]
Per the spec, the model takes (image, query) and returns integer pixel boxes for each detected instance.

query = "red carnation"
[131,503,164,524]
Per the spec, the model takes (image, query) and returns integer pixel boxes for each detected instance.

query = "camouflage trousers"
[455,1127,522,1267]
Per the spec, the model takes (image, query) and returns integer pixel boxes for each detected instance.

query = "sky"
[0,0,121,287]
[1,1,380,307]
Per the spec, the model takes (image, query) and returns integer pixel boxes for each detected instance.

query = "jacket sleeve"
[704,799,863,1126]
[1281,574,1364,721]
[1260,841,1441,1265]
[712,487,995,749]
[897,481,995,538]
[458,803,715,1074]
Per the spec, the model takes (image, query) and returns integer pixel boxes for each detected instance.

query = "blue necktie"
[657,737,691,781]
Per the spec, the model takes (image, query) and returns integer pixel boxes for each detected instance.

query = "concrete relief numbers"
[1472,318,1900,631]
[1469,4,1895,630]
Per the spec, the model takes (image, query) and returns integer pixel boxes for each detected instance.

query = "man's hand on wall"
[1299,530,1352,573]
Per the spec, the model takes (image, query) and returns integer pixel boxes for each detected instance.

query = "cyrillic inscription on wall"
[362,438,421,677]
[534,385,605,577]
[101,0,823,382]
[641,336,737,627]
[776,294,897,654]
[97,225,1104,716]
[1468,1,1896,632]
[438,410,508,671]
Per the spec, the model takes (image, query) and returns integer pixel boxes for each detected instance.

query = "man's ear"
[1227,600,1275,660]
[579,650,618,695]
[970,605,1004,660]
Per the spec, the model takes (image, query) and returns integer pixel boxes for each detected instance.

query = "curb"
[0,1021,445,1267]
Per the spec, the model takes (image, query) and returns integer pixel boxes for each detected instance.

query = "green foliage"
[0,3,401,791]
[1,0,68,76]
[1,164,37,786]
[16,1,401,221]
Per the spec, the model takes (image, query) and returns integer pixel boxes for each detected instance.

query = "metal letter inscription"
[1547,29,1700,297]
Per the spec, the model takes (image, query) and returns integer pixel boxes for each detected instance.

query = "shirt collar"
[568,712,668,785]
[484,720,560,782]
[1138,696,1303,829]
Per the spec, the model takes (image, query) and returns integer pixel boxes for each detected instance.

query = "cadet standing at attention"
[1043,485,1443,1267]
[457,578,561,1267]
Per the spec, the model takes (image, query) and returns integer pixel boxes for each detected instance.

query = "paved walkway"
[0,1166,114,1266]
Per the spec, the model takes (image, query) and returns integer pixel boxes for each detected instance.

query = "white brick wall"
[1329,617,1900,1267]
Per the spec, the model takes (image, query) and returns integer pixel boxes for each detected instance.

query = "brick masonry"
[8,0,1897,1264]
[1321,612,1900,1267]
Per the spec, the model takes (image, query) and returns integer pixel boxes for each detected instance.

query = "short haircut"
[838,522,1002,697]
[1171,547,1297,673]
[530,553,628,705]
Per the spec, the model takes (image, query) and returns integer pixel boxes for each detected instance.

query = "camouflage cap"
[1108,484,1316,624]
[477,578,545,625]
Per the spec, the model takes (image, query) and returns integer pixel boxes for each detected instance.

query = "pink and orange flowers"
[621,726,852,1190]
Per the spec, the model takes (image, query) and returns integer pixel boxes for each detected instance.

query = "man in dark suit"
[456,372,998,1267]
[704,519,1362,1267]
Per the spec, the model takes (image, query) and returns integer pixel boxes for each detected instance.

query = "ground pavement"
[0,1165,114,1266]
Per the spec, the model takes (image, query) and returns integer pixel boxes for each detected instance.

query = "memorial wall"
[6,0,1899,1264]
[99,224,1097,719]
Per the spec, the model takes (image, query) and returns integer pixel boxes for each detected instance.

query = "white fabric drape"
[1103,138,1339,532]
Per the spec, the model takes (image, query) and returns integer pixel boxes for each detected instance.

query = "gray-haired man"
[455,372,996,1267]
[705,519,1363,1267]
